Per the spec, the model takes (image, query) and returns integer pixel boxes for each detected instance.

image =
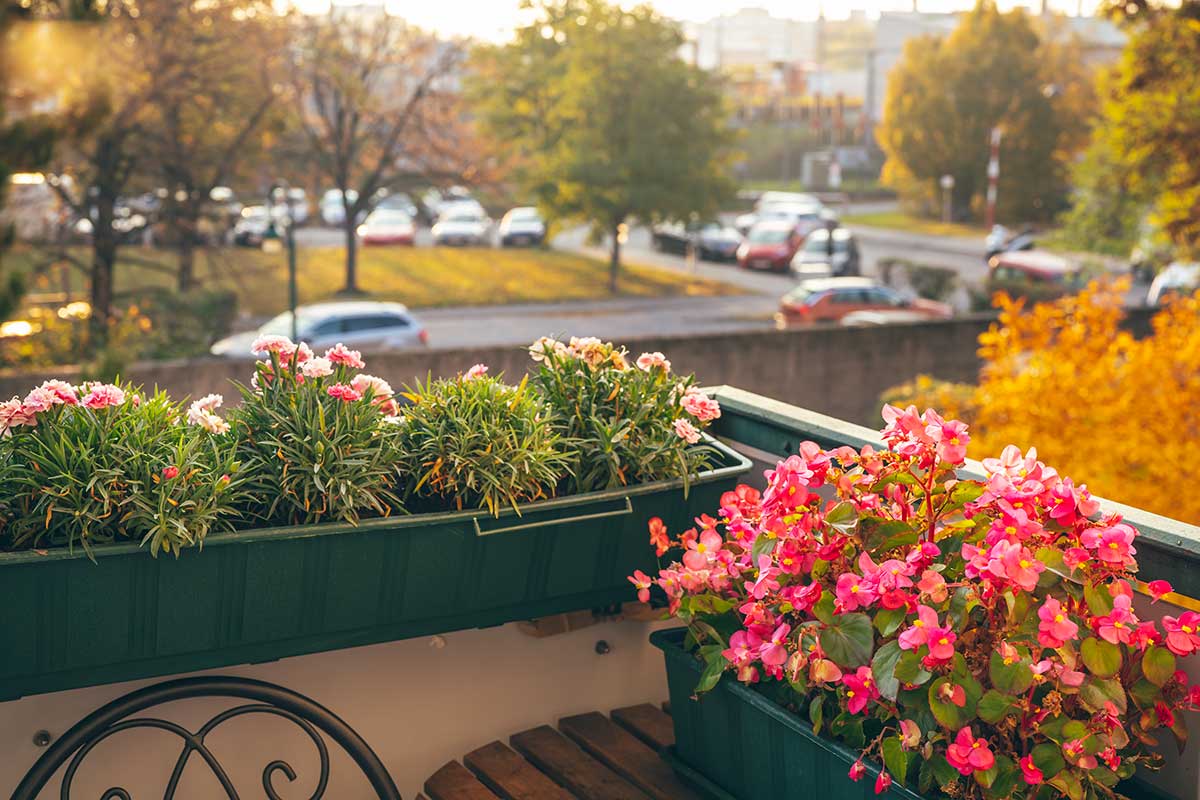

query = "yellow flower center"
[1108,542,1120,550]
[1184,626,1194,634]
[851,585,860,593]
[1055,614,1064,623]
[950,437,960,445]
[972,741,981,749]
[938,637,949,645]
[914,620,924,627]
[1006,526,1017,535]
[697,543,707,553]
[1019,559,1031,568]
[847,690,856,697]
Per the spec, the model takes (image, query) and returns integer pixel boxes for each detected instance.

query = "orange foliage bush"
[886,281,1200,523]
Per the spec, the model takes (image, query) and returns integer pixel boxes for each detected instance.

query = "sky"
[292,0,1102,41]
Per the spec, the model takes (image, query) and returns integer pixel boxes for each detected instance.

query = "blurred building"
[683,8,816,71]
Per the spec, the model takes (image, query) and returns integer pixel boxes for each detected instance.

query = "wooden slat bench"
[423,703,701,800]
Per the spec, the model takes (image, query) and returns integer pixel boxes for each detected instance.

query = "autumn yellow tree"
[885,283,1200,523]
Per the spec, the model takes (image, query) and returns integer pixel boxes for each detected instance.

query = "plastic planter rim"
[0,435,751,565]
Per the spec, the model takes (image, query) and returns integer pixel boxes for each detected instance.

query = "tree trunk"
[342,212,360,295]
[90,191,117,350]
[176,201,197,292]
[608,221,622,294]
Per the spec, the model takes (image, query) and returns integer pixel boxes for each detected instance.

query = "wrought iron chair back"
[11,675,401,800]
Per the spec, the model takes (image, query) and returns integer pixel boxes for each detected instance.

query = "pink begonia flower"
[848,761,866,782]
[946,728,995,776]
[1037,596,1079,648]
[1148,580,1174,602]
[937,681,967,708]
[1081,522,1138,568]
[325,343,366,369]
[926,415,970,464]
[986,540,1044,592]
[836,572,877,612]
[1047,479,1079,524]
[745,555,781,600]
[760,623,791,667]
[299,356,333,378]
[680,389,721,422]
[809,658,842,685]
[1100,747,1121,771]
[1162,612,1200,656]
[898,605,953,656]
[916,569,948,603]
[899,719,921,749]
[841,666,879,714]
[1095,594,1138,645]
[1019,755,1044,785]
[327,383,363,403]
[1062,739,1097,770]
[682,529,722,570]
[874,771,892,795]
[723,629,763,667]
[673,418,701,444]
[628,570,652,603]
[635,351,671,372]
[648,517,670,557]
[81,383,126,409]
[464,363,489,380]
[1062,547,1090,570]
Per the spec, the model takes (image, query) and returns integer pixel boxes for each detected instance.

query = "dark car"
[651,220,742,262]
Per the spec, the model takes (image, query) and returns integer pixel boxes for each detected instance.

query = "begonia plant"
[635,405,1200,800]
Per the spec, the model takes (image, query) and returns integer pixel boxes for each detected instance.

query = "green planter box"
[652,628,1177,800]
[652,627,922,800]
[0,443,749,701]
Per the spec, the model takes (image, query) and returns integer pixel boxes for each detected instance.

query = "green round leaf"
[1031,742,1066,781]
[989,650,1034,694]
[978,689,1017,723]
[1142,645,1176,688]
[1080,637,1123,679]
[929,676,979,730]
[871,640,903,701]
[819,612,874,668]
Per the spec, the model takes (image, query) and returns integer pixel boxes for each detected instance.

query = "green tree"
[877,2,1089,223]
[472,0,736,292]
[1089,7,1200,254]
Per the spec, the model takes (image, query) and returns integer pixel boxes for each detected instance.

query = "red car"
[737,220,806,272]
[777,278,954,326]
[357,209,415,246]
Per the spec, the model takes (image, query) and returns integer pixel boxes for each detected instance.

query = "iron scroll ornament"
[11,675,401,800]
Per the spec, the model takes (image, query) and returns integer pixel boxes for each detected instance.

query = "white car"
[1147,262,1200,306]
[211,301,429,357]
[432,209,490,246]
[357,209,415,246]
[320,189,359,227]
[498,207,545,247]
[736,200,826,236]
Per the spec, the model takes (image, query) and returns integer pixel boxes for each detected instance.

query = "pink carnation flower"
[251,334,296,356]
[0,396,36,433]
[350,373,394,400]
[81,383,126,409]
[681,389,721,422]
[325,343,366,369]
[300,356,334,379]
[187,394,230,435]
[464,363,489,380]
[327,383,363,402]
[673,417,701,444]
[636,351,671,372]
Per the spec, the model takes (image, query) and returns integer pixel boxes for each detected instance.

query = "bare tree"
[288,9,466,295]
[143,1,285,290]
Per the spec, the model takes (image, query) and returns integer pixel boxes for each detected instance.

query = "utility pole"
[985,127,1002,230]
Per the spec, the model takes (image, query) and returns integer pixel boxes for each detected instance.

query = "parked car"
[651,220,742,262]
[432,208,490,246]
[210,301,429,357]
[232,205,272,247]
[1147,261,1200,306]
[735,199,825,236]
[498,207,546,247]
[737,220,806,273]
[985,250,1083,303]
[984,224,1036,260]
[357,209,415,246]
[790,226,861,279]
[777,277,953,326]
[375,191,418,218]
[320,189,359,227]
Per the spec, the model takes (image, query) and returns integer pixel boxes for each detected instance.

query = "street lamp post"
[265,182,299,341]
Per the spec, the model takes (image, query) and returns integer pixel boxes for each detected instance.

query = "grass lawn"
[11,244,737,317]
[841,210,984,240]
